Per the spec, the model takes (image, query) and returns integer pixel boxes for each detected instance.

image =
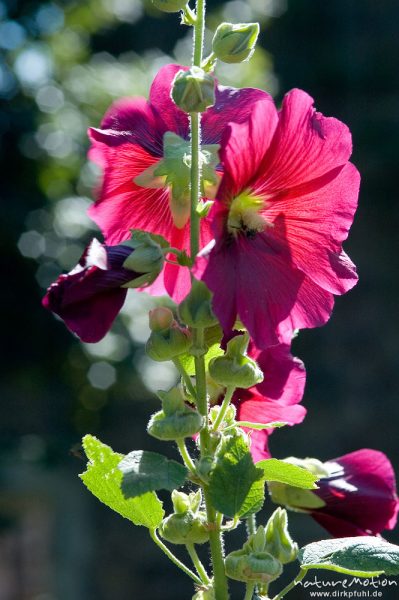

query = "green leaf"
[208,435,264,517]
[234,421,287,430]
[238,477,265,518]
[80,435,164,529]
[180,342,224,376]
[119,450,187,498]
[257,458,318,489]
[299,537,399,577]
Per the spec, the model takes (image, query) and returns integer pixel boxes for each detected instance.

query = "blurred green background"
[1,0,399,598]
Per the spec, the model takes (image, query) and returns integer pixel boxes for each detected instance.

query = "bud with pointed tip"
[147,387,204,440]
[212,22,260,64]
[160,488,209,545]
[208,333,263,388]
[264,507,298,564]
[178,279,218,328]
[171,67,216,113]
[146,314,192,361]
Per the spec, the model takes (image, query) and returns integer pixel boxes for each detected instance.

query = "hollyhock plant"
[43,236,163,342]
[194,91,361,348]
[88,63,268,301]
[269,450,399,537]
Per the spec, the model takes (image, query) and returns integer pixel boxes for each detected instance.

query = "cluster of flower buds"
[224,526,282,584]
[147,386,204,440]
[160,490,209,544]
[225,511,297,584]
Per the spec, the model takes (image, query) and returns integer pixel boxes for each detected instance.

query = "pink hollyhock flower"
[269,450,399,537]
[88,64,268,302]
[194,90,360,347]
[43,239,156,342]
[215,335,306,462]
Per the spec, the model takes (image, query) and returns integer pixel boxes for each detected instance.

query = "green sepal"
[225,526,282,584]
[80,435,164,528]
[171,66,216,113]
[212,22,260,64]
[208,333,264,389]
[264,507,298,564]
[146,321,192,361]
[299,536,399,577]
[147,387,204,440]
[159,511,209,545]
[178,279,218,328]
[119,450,187,498]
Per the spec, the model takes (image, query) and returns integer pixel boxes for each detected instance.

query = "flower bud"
[122,231,165,288]
[171,67,216,113]
[172,489,202,514]
[264,507,298,564]
[146,317,192,361]
[224,548,282,584]
[147,387,204,440]
[212,22,260,64]
[160,511,209,544]
[159,493,209,545]
[208,333,263,388]
[151,0,187,13]
[149,307,174,332]
[178,279,218,328]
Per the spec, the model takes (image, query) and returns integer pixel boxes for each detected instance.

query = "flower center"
[227,190,269,238]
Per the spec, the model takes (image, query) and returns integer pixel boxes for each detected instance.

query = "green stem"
[246,513,257,537]
[244,583,255,600]
[189,111,200,259]
[176,439,197,473]
[186,542,211,584]
[212,386,235,431]
[173,357,197,400]
[272,569,307,600]
[203,488,230,600]
[149,528,202,585]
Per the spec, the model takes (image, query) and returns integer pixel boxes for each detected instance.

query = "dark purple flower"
[311,449,399,537]
[269,449,399,537]
[43,239,147,342]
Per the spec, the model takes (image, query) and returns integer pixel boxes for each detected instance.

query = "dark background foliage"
[1,0,398,598]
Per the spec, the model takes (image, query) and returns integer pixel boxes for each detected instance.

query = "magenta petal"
[311,449,399,537]
[149,64,189,139]
[200,232,334,348]
[253,344,306,405]
[89,97,164,157]
[264,163,360,295]
[258,88,354,192]
[202,86,273,145]
[218,98,278,197]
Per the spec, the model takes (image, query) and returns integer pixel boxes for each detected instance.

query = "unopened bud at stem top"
[151,0,187,14]
[171,67,216,113]
[212,22,260,64]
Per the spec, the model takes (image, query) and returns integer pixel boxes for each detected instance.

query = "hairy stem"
[173,357,197,400]
[186,542,211,584]
[149,528,202,585]
[244,583,255,600]
[203,488,230,600]
[212,386,235,431]
[177,439,197,473]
